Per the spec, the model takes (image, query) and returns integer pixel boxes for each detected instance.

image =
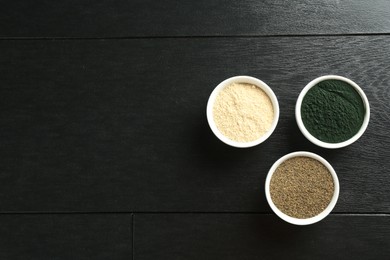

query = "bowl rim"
[295,75,370,149]
[206,75,279,148]
[265,151,340,225]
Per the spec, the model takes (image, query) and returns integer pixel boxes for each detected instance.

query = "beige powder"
[213,82,274,142]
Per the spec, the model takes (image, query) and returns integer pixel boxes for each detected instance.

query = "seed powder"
[270,156,334,219]
[213,82,274,142]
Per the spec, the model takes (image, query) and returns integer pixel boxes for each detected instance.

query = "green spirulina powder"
[301,79,365,143]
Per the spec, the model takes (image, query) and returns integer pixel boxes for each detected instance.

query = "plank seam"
[1,33,390,40]
[132,213,134,260]
[0,212,389,215]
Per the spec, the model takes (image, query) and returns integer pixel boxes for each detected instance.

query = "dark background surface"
[1,1,389,259]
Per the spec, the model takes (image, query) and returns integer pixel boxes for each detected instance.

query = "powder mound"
[301,79,365,143]
[213,82,274,142]
[270,157,334,219]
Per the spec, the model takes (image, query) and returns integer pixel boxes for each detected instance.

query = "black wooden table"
[1,1,390,259]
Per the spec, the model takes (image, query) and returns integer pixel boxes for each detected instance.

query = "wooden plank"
[1,0,390,37]
[134,214,390,259]
[0,36,389,212]
[0,213,132,259]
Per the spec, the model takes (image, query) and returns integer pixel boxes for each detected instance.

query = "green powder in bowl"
[296,75,370,148]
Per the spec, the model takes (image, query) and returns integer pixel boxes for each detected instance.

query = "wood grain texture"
[0,213,132,259]
[1,0,390,37]
[134,214,390,260]
[0,36,389,212]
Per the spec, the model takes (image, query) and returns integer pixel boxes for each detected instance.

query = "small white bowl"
[296,75,370,149]
[265,151,339,225]
[206,76,279,148]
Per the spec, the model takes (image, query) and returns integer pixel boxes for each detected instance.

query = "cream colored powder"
[213,82,274,142]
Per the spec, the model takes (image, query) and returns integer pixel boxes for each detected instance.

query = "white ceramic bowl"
[206,76,279,148]
[296,75,370,149]
[265,151,339,225]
